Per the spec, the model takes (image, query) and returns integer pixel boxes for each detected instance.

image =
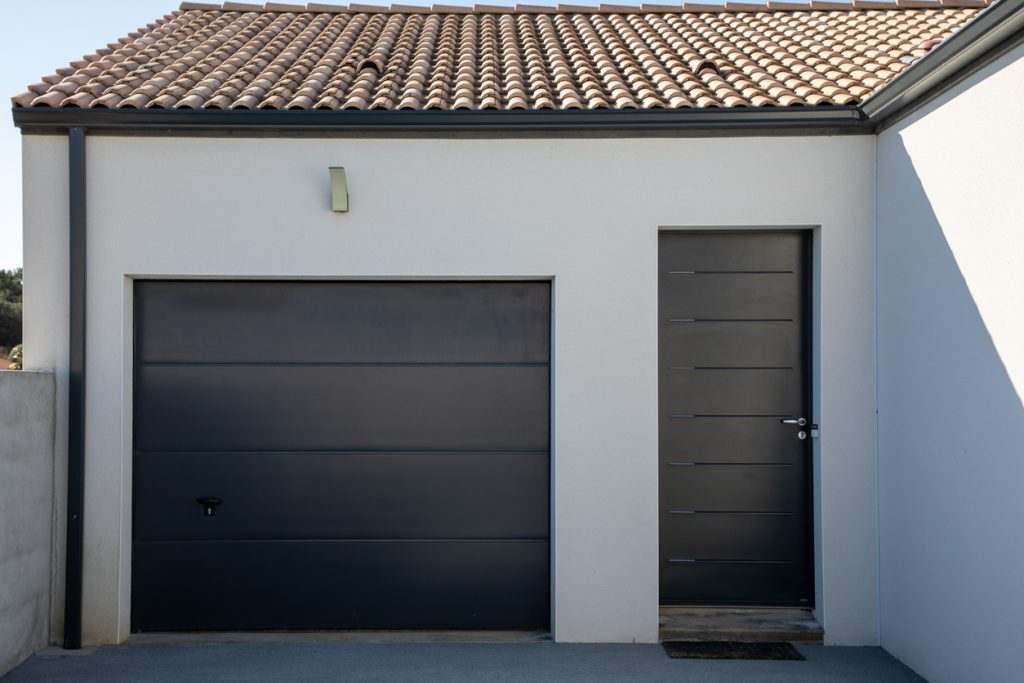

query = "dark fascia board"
[11,105,868,136]
[861,0,1024,129]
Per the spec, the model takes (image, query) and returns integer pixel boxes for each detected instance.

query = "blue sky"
[0,0,726,269]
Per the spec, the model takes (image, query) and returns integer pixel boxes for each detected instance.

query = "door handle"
[780,417,807,426]
[196,497,223,517]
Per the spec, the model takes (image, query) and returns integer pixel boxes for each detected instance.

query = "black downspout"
[63,127,86,650]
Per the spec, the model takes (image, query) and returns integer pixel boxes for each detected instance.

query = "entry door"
[132,281,551,631]
[659,232,811,605]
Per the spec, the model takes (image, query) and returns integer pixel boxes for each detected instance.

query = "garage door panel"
[659,418,799,463]
[132,540,550,631]
[135,365,549,452]
[659,274,799,320]
[133,281,551,632]
[660,321,798,367]
[660,368,801,415]
[660,513,805,560]
[135,451,549,541]
[135,281,551,365]
[659,233,803,273]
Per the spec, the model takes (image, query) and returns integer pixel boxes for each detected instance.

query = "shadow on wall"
[876,139,1024,683]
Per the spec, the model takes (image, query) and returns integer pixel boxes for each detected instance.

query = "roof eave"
[11,105,868,135]
[861,0,1024,129]
[12,0,1020,136]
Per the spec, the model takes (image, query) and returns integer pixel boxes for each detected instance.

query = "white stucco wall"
[21,137,68,645]
[23,132,878,646]
[876,45,1024,683]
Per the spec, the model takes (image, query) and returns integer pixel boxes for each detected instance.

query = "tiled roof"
[12,1,989,111]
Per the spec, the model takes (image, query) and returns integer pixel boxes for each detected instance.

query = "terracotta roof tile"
[12,1,987,111]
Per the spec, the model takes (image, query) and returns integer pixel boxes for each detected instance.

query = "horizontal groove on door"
[668,414,791,419]
[666,319,794,323]
[668,367,792,371]
[136,449,552,455]
[667,271,794,275]
[669,559,796,564]
[668,511,796,515]
[666,462,793,467]
[138,362,549,368]
[138,538,551,543]
[132,539,551,631]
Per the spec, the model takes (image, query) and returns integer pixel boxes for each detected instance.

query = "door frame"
[657,227,817,608]
[126,276,556,632]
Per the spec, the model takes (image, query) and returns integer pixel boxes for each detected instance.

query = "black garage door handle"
[196,497,223,517]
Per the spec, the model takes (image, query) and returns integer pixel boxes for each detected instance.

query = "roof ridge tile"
[305,3,349,10]
[178,0,995,13]
[515,3,561,12]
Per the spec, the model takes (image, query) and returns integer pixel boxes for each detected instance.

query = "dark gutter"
[11,105,867,135]
[861,0,1024,129]
[63,127,86,651]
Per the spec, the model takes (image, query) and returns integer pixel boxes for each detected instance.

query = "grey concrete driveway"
[4,642,923,682]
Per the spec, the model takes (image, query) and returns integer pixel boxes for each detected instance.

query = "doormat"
[663,641,806,661]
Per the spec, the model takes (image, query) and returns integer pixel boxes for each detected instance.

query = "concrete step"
[659,607,823,644]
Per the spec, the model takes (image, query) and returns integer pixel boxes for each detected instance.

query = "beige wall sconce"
[329,167,348,212]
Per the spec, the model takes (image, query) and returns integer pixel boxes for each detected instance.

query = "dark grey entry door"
[659,232,811,605]
[132,281,550,631]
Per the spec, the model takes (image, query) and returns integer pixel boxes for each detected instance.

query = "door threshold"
[126,630,551,646]
[658,607,823,644]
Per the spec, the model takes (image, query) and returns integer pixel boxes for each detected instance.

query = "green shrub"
[0,268,23,350]
[0,299,20,350]
[0,301,20,350]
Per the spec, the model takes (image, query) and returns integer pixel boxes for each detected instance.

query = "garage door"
[659,232,812,605]
[132,281,550,631]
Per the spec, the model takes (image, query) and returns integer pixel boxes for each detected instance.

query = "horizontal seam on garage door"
[134,539,551,544]
[135,449,550,454]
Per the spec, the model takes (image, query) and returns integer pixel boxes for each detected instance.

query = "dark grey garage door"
[659,232,811,606]
[132,281,550,631]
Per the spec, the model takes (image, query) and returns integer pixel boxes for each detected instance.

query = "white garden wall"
[22,132,878,646]
[0,370,55,676]
[876,43,1024,683]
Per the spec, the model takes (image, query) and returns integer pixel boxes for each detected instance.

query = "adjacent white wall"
[22,132,878,646]
[876,44,1024,683]
[21,136,68,646]
[0,370,55,676]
